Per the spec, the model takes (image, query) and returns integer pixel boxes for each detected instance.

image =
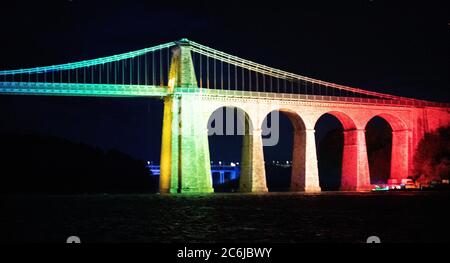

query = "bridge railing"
[174,87,449,108]
[0,81,169,97]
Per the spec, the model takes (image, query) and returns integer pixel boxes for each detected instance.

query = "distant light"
[230,162,236,167]
[236,162,240,166]
[219,161,222,165]
[147,161,150,165]
[286,161,289,164]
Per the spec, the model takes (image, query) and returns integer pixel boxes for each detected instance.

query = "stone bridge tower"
[159,39,213,193]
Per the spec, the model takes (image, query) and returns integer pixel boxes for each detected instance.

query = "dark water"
[1,192,449,243]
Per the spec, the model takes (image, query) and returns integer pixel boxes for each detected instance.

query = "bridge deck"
[0,82,169,97]
[175,88,449,108]
[1,82,448,108]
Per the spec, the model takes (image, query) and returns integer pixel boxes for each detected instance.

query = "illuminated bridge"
[1,38,449,193]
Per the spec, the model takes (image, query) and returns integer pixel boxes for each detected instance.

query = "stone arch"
[365,113,408,132]
[315,111,370,191]
[206,105,258,192]
[261,108,308,191]
[207,105,254,137]
[321,111,357,130]
[365,113,410,181]
[277,108,307,131]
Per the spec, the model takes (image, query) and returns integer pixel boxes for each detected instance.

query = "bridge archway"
[315,111,373,191]
[365,114,409,182]
[365,117,392,184]
[314,112,352,190]
[323,111,357,130]
[367,113,408,131]
[207,106,253,192]
[261,109,306,191]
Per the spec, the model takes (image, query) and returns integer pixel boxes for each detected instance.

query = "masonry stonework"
[160,40,450,194]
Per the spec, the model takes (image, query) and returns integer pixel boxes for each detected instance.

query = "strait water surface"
[1,192,448,243]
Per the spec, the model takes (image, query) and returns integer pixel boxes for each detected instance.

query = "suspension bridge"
[1,38,449,193]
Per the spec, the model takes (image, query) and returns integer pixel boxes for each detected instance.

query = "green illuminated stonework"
[159,40,213,194]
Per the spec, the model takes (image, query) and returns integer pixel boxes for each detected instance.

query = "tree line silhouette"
[0,132,158,194]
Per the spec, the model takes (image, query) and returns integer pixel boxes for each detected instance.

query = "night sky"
[0,0,449,162]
